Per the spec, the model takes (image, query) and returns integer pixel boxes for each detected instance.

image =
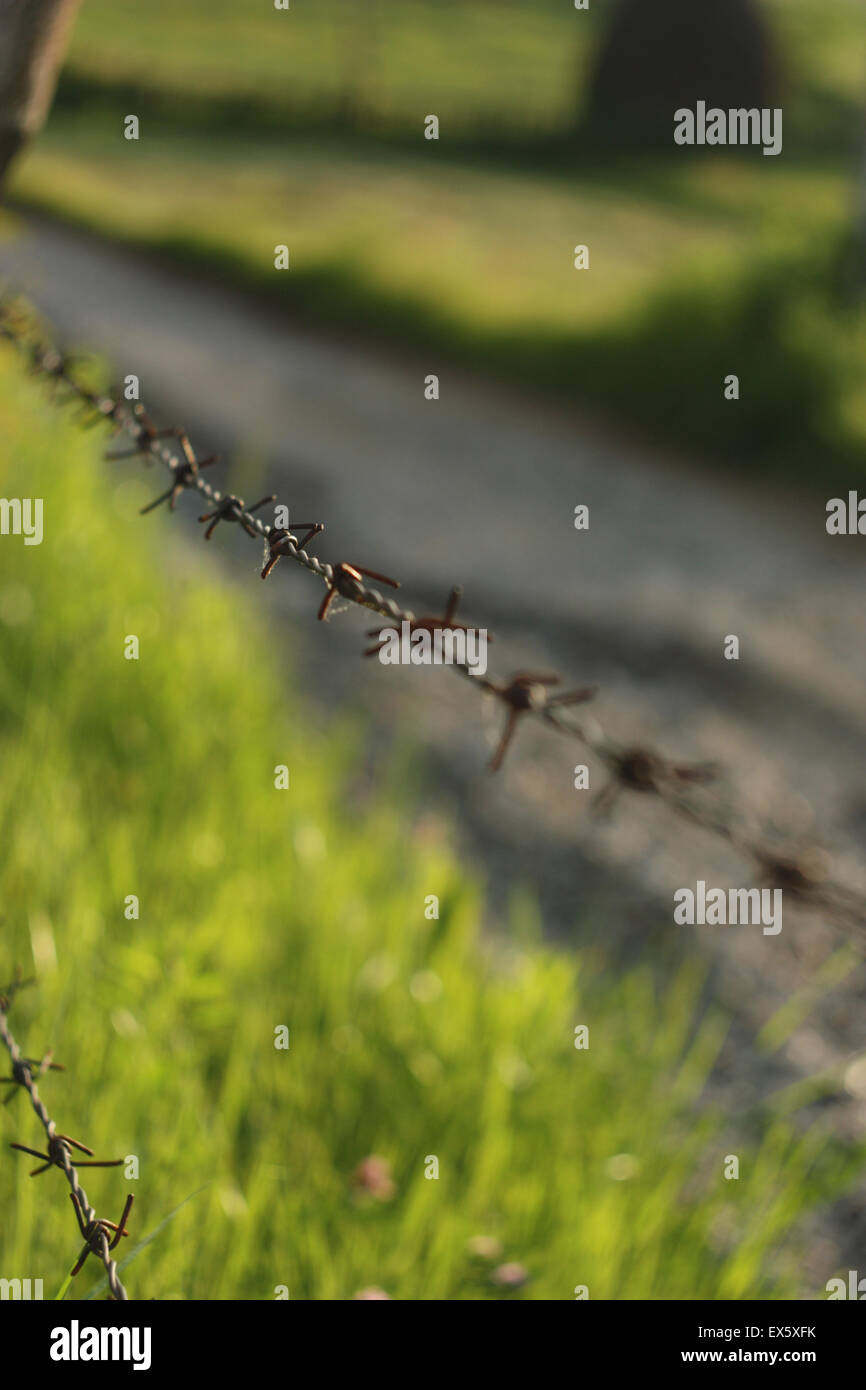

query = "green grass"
[6,0,866,482]
[17,122,832,338]
[57,0,595,143]
[0,347,861,1300]
[10,115,866,483]
[57,0,866,152]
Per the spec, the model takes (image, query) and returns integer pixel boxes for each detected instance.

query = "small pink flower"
[492,1262,529,1290]
[351,1155,395,1202]
[353,1286,391,1300]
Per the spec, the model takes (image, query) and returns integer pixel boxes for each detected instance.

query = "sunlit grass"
[61,0,866,146]
[12,123,791,334]
[10,114,865,480]
[62,0,590,139]
[6,0,866,479]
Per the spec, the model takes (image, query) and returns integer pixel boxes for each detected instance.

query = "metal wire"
[0,293,864,942]
[0,972,132,1300]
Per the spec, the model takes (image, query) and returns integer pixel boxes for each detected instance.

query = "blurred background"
[0,0,866,1300]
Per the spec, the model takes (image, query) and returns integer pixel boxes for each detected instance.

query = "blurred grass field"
[0,347,862,1300]
[7,0,866,482]
[54,0,866,148]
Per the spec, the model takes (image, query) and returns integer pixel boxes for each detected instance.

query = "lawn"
[0,339,861,1299]
[55,0,595,142]
[56,0,866,151]
[6,1,866,482]
[1,1,866,483]
[9,116,866,482]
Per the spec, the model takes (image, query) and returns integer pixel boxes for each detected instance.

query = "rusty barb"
[478,672,598,774]
[10,1132,124,1177]
[0,975,132,1299]
[364,584,486,657]
[1,293,865,939]
[594,745,719,817]
[262,521,324,578]
[1,1049,64,1106]
[106,402,183,460]
[70,1190,134,1278]
[318,561,400,622]
[141,432,218,514]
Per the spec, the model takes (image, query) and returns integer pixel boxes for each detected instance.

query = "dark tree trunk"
[581,0,778,151]
[0,0,82,195]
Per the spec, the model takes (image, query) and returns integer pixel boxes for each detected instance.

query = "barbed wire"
[0,292,864,942]
[0,968,133,1300]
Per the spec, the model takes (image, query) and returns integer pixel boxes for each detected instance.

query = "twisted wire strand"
[0,999,129,1300]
